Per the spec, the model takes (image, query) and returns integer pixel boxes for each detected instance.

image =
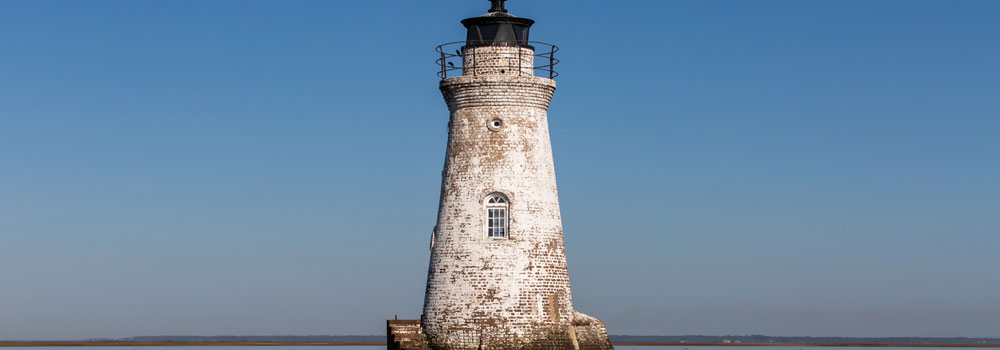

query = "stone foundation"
[390,317,612,350]
[388,320,429,350]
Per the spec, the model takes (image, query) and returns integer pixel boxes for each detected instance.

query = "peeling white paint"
[420,45,613,350]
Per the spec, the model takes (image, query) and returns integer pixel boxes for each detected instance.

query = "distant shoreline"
[0,343,382,347]
[2,342,1000,347]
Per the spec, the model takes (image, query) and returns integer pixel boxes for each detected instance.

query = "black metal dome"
[461,0,534,48]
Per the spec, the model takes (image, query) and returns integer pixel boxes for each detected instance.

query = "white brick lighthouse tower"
[404,1,614,349]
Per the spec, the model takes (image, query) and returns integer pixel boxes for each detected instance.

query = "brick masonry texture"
[419,46,613,350]
[388,320,429,350]
[461,46,535,77]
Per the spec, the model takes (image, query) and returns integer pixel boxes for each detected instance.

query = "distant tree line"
[120,335,384,342]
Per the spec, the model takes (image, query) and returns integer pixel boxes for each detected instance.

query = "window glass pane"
[513,25,528,41]
[479,24,499,42]
[486,195,510,238]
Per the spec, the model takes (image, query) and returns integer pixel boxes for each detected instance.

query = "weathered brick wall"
[461,46,535,77]
[421,57,612,350]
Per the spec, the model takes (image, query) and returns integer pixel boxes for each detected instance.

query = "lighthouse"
[388,1,616,349]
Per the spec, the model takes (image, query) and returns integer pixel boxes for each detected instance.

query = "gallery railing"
[436,41,560,79]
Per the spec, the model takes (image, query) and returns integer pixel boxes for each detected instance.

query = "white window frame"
[484,193,509,239]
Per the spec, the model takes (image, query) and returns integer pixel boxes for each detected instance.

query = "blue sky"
[1,0,998,340]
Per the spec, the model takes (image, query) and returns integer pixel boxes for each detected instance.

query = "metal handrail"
[435,41,560,79]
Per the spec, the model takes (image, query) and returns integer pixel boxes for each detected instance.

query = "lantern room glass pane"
[478,24,499,43]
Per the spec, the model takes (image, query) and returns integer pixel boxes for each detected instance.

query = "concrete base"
[390,314,613,350]
[388,320,429,350]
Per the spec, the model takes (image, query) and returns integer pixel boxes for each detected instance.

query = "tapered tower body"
[420,2,613,349]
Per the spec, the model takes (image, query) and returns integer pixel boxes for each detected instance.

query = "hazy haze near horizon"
[1,0,998,340]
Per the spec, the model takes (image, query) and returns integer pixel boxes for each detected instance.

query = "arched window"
[485,193,509,238]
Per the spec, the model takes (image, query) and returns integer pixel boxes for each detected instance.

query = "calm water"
[7,347,1000,350]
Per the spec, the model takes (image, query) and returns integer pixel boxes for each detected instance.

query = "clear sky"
[1,0,998,341]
